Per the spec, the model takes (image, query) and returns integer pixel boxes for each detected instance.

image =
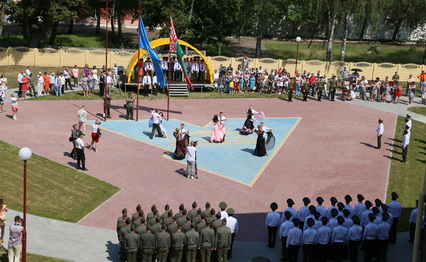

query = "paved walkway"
[0,209,414,261]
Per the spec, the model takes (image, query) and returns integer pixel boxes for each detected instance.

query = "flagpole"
[136,0,141,121]
[167,3,173,121]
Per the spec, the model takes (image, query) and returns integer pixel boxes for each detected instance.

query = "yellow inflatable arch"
[126,38,213,84]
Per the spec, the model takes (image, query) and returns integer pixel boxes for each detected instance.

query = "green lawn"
[386,117,426,231]
[265,42,423,64]
[408,107,426,117]
[0,140,119,222]
[0,248,70,262]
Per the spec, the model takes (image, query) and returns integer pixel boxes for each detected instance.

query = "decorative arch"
[126,38,213,84]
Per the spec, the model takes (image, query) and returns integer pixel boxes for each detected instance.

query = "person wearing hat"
[216,219,232,262]
[266,202,280,248]
[361,200,373,227]
[219,202,228,219]
[342,209,353,229]
[133,211,145,229]
[316,197,326,218]
[302,218,317,262]
[131,204,142,223]
[376,119,384,149]
[226,208,238,259]
[363,213,378,262]
[317,216,331,262]
[388,192,401,243]
[104,92,112,118]
[75,131,89,171]
[329,75,338,101]
[185,224,199,262]
[376,212,391,262]
[188,201,198,221]
[140,226,156,262]
[279,211,294,261]
[171,225,185,262]
[347,215,362,262]
[281,198,297,223]
[344,195,354,215]
[326,197,338,219]
[124,225,140,262]
[327,209,339,233]
[203,202,212,219]
[331,216,348,262]
[303,205,317,231]
[302,76,310,102]
[199,59,206,83]
[286,218,302,262]
[199,222,215,262]
[287,78,294,102]
[118,217,131,261]
[353,194,366,218]
[156,225,171,262]
[69,124,79,159]
[297,197,311,230]
[402,128,410,163]
[36,72,44,96]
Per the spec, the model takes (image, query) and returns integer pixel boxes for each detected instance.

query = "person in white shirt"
[376,119,384,149]
[152,74,159,95]
[64,67,73,91]
[186,141,198,179]
[191,61,199,82]
[37,72,44,96]
[25,66,31,78]
[402,129,410,163]
[142,72,152,97]
[150,109,163,139]
[226,208,239,259]
[144,58,153,77]
[199,60,206,83]
[17,70,24,97]
[75,131,89,171]
[112,63,118,87]
[174,61,182,82]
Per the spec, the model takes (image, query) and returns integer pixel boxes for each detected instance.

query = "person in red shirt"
[309,73,316,96]
[42,72,50,95]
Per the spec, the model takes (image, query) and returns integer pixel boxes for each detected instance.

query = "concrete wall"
[0,47,424,80]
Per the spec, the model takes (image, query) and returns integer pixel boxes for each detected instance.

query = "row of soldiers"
[265,193,402,262]
[116,201,238,262]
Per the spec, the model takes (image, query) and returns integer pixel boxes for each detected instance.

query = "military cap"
[375,199,382,206]
[287,198,295,205]
[365,200,373,208]
[391,192,399,199]
[309,205,317,213]
[219,202,227,209]
[330,197,338,205]
[382,212,389,221]
[352,215,360,224]
[321,216,329,224]
[314,212,321,219]
[284,211,292,219]
[140,217,145,223]
[342,209,350,216]
[407,114,411,118]
[337,216,344,224]
[292,218,300,225]
[303,197,311,204]
[357,194,365,201]
[307,218,315,227]
[316,197,324,204]
[368,213,376,221]
[372,207,379,214]
[165,204,170,210]
[227,208,235,216]
[205,202,211,208]
[192,201,197,208]
[179,203,185,210]
[381,204,389,211]
[331,209,338,216]
[270,202,278,210]
[337,202,345,210]
[344,195,352,202]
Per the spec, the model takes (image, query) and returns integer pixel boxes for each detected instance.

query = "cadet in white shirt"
[377,213,391,261]
[279,211,294,261]
[302,218,317,262]
[191,61,199,82]
[144,58,153,76]
[281,198,297,223]
[402,129,410,163]
[226,208,238,259]
[317,217,331,262]
[376,119,384,149]
[348,216,362,262]
[266,202,281,248]
[286,218,303,262]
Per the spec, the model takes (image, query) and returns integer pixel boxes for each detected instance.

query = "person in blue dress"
[249,74,256,91]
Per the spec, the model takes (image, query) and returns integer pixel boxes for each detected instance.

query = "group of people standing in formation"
[265,193,402,262]
[376,114,412,163]
[116,201,238,262]
[213,60,426,105]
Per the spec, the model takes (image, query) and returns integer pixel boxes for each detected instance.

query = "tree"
[0,0,6,37]
[386,0,426,41]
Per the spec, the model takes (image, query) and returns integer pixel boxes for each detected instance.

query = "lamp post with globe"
[18,147,32,262]
[294,37,302,92]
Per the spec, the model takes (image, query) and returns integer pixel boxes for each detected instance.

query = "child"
[265,202,280,248]
[11,93,19,120]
